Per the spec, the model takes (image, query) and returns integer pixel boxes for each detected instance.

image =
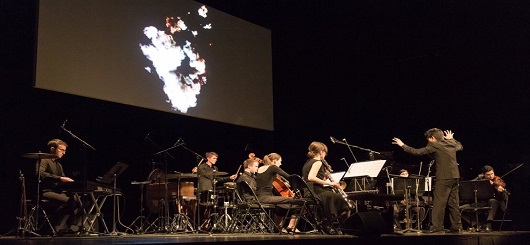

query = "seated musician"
[37,139,80,233]
[462,165,508,232]
[255,153,304,233]
[236,158,259,201]
[302,142,350,235]
[393,169,425,230]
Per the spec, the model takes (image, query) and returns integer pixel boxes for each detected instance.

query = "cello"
[250,152,296,197]
[273,175,296,197]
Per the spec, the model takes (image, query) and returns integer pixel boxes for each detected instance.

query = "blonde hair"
[307,141,327,158]
[263,153,281,166]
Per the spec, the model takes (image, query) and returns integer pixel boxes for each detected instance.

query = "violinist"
[470,165,508,232]
[255,153,304,232]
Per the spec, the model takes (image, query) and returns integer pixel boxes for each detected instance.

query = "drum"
[178,195,197,218]
[199,190,217,206]
[145,182,179,214]
[216,187,236,208]
[223,182,237,190]
[179,181,195,197]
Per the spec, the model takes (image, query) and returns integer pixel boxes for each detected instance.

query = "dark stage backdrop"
[2,0,530,233]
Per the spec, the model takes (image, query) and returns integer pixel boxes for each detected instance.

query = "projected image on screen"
[140,6,211,113]
[36,0,273,130]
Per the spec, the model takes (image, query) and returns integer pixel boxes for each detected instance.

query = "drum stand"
[170,177,195,233]
[199,179,220,232]
[128,180,151,234]
[211,198,232,233]
[19,157,56,237]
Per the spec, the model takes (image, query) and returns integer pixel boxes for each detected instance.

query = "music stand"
[98,162,128,235]
[344,160,386,191]
[459,180,494,231]
[392,175,425,233]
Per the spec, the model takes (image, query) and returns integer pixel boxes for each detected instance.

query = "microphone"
[61,119,68,128]
[244,143,249,151]
[330,136,339,144]
[144,133,150,140]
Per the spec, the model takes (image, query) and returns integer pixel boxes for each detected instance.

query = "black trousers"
[431,178,462,230]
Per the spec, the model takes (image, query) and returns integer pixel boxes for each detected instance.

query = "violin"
[491,176,506,188]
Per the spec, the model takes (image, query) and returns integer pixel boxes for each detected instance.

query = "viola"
[272,175,295,197]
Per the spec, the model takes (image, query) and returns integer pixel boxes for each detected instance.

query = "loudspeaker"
[342,212,386,236]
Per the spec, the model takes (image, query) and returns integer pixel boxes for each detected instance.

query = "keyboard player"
[37,139,81,233]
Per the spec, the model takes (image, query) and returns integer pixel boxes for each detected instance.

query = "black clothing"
[402,138,463,231]
[255,165,303,208]
[302,159,349,220]
[466,175,508,223]
[236,171,257,202]
[36,158,79,232]
[38,158,66,193]
[197,163,231,192]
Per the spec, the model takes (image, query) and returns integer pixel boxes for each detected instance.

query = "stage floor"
[2,231,530,245]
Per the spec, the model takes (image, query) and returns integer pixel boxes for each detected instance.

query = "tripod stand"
[128,180,151,234]
[170,175,196,233]
[18,153,57,237]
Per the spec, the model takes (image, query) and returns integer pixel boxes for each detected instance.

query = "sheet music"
[324,171,346,186]
[344,160,386,178]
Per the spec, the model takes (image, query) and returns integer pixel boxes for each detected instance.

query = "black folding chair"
[226,180,278,233]
[287,175,325,234]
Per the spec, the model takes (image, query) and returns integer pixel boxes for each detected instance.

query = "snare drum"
[223,182,237,190]
[199,190,217,206]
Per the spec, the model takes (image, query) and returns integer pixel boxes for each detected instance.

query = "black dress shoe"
[424,229,444,233]
[449,228,463,233]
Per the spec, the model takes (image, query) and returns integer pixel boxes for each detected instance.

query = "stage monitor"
[35,0,273,130]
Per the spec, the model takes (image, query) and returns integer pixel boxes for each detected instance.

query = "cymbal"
[167,173,198,179]
[131,180,153,185]
[201,171,228,176]
[22,153,56,159]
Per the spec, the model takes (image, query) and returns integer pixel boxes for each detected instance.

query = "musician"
[465,165,508,232]
[195,152,237,192]
[302,141,350,235]
[236,158,259,202]
[36,139,80,232]
[393,169,426,230]
[393,128,463,233]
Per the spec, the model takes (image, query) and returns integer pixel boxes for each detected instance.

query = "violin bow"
[500,163,524,179]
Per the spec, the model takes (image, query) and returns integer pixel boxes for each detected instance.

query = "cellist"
[255,153,305,233]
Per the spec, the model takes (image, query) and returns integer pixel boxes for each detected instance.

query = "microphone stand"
[332,138,381,161]
[60,124,96,235]
[153,141,184,233]
[342,139,358,163]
